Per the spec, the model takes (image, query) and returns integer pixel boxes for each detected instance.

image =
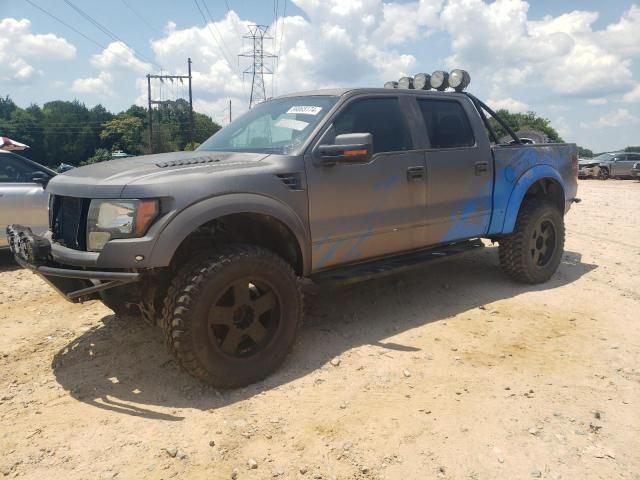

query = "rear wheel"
[498,200,565,284]
[163,244,302,387]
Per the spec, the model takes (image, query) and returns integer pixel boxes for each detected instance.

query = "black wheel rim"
[207,278,281,358]
[529,218,556,268]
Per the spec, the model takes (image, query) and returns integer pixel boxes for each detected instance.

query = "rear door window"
[417,99,475,149]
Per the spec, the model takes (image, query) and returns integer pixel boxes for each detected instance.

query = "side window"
[333,98,412,154]
[628,154,640,162]
[0,155,37,183]
[417,99,475,149]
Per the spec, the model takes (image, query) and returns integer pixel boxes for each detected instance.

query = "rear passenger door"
[415,97,494,246]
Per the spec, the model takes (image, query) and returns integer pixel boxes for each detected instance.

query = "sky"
[1,0,639,153]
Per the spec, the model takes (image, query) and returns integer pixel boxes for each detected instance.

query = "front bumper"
[6,224,140,303]
[578,167,596,178]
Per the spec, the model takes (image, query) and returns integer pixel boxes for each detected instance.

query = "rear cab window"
[417,99,475,149]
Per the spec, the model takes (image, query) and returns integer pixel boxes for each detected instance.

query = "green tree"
[578,146,594,158]
[100,115,144,154]
[82,148,112,165]
[490,110,563,143]
[624,146,640,152]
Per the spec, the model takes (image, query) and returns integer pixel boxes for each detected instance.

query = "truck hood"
[47,150,269,198]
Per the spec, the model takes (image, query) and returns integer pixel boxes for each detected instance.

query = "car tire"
[498,200,565,284]
[598,167,609,180]
[162,244,302,388]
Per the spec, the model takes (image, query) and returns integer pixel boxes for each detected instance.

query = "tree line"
[0,95,221,167]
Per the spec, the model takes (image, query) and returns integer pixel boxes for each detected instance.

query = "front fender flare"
[147,193,310,273]
[500,165,565,234]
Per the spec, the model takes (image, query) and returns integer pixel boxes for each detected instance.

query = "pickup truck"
[6,76,579,387]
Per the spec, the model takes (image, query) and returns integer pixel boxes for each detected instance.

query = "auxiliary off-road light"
[398,76,414,89]
[413,73,431,90]
[384,81,398,89]
[449,69,471,91]
[430,70,449,91]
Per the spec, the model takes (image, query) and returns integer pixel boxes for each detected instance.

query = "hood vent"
[156,157,221,168]
[276,173,302,190]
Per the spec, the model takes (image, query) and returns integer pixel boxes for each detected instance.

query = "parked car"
[7,73,579,387]
[0,150,55,248]
[578,158,600,179]
[595,151,640,179]
[632,162,640,179]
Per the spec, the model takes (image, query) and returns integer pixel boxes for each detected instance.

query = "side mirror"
[318,133,373,165]
[31,171,50,187]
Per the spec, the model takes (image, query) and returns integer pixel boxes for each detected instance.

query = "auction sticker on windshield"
[287,106,322,115]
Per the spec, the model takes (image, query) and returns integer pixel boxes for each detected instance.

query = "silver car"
[0,150,55,248]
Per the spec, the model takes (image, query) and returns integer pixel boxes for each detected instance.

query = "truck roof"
[276,87,469,99]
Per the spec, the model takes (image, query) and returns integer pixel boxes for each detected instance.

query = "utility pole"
[239,25,276,108]
[146,58,194,153]
[229,99,232,123]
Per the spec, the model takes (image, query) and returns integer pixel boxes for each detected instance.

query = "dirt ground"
[0,179,639,480]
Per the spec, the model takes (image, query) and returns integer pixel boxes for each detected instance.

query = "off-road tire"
[162,244,302,387]
[498,200,565,284]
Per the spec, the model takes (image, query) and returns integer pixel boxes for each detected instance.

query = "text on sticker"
[286,106,323,115]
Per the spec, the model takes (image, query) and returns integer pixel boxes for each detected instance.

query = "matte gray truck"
[7,78,579,387]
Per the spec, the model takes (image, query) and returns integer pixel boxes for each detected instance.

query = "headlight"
[87,199,159,251]
[430,70,449,91]
[449,69,471,91]
[413,73,431,90]
[398,76,414,89]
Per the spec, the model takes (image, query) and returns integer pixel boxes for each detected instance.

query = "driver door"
[306,96,427,271]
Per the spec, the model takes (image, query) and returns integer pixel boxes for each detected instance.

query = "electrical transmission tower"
[146,58,194,153]
[239,25,276,108]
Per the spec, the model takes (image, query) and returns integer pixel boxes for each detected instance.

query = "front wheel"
[498,201,565,284]
[163,244,302,387]
[598,167,609,180]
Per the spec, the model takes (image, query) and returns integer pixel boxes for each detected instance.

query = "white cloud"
[0,18,75,83]
[90,42,152,74]
[581,108,639,129]
[71,72,114,98]
[623,84,640,103]
[587,98,608,105]
[487,97,530,113]
[598,5,640,57]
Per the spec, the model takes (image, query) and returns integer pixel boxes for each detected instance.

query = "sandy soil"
[1,179,639,480]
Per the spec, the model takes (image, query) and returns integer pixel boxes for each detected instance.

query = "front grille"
[51,195,89,250]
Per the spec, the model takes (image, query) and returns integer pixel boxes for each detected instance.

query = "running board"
[311,239,485,285]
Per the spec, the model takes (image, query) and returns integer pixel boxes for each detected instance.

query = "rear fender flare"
[148,193,310,273]
[500,165,565,234]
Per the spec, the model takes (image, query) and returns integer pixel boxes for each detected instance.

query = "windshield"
[198,96,338,155]
[592,153,615,162]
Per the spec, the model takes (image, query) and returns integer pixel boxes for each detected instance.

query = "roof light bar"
[413,73,431,90]
[384,81,398,89]
[430,70,449,91]
[449,69,471,92]
[398,76,414,89]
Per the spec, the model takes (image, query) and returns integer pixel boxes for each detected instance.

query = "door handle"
[407,166,425,181]
[475,161,489,175]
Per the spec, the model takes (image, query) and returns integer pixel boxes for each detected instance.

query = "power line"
[192,0,238,74]
[23,0,161,71]
[274,0,287,96]
[119,0,162,36]
[202,0,236,66]
[62,0,161,69]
